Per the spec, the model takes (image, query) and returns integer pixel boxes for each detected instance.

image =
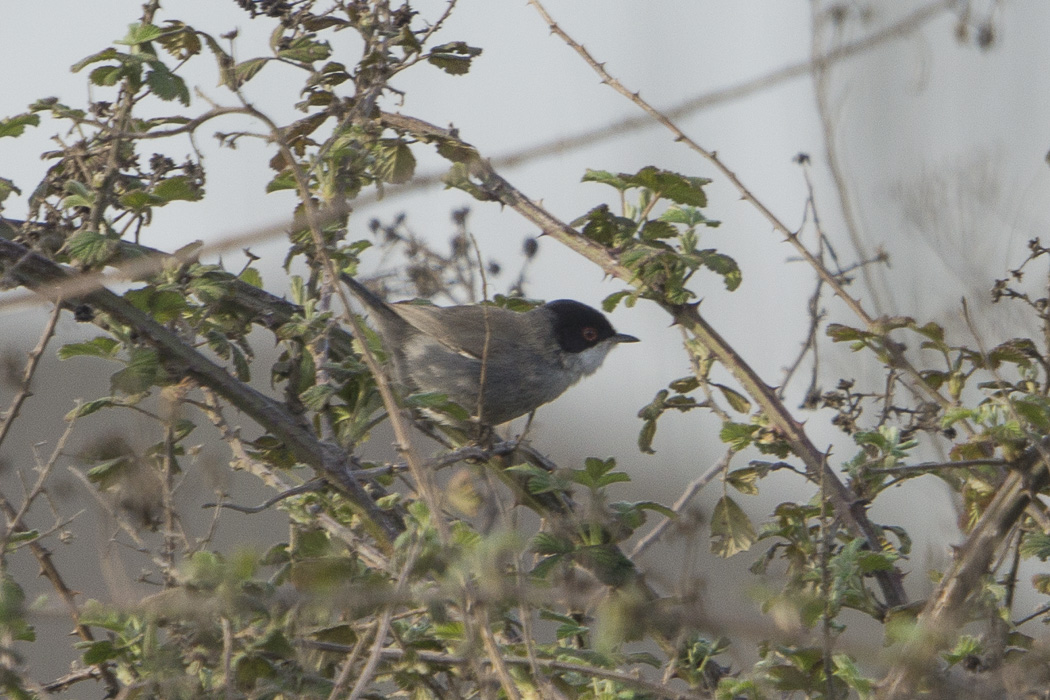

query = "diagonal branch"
[378,110,907,610]
[526,0,960,424]
[879,440,1050,697]
[0,237,403,542]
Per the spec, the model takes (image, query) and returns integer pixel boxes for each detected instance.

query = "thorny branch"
[0,235,403,541]
[377,109,908,611]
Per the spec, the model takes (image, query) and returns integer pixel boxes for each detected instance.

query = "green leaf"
[571,204,636,246]
[131,288,188,322]
[119,189,161,210]
[63,180,95,203]
[621,166,711,206]
[441,161,496,201]
[235,57,269,85]
[277,37,332,63]
[855,550,897,573]
[659,204,718,228]
[110,347,162,394]
[711,382,751,413]
[71,47,122,73]
[505,463,569,495]
[720,422,758,452]
[578,544,636,586]
[393,24,422,54]
[1020,532,1050,561]
[151,175,202,201]
[942,634,982,667]
[0,176,20,204]
[725,464,769,496]
[0,113,40,139]
[532,532,574,556]
[638,419,657,455]
[912,321,945,343]
[827,323,873,343]
[66,230,117,265]
[88,65,124,87]
[988,338,1038,367]
[405,392,470,421]
[710,495,756,557]
[668,376,700,393]
[1013,396,1050,431]
[697,250,742,291]
[64,398,118,420]
[601,289,634,312]
[266,170,297,193]
[0,574,34,642]
[300,383,337,411]
[85,457,132,489]
[582,169,630,191]
[435,140,479,165]
[639,220,678,241]
[832,654,875,698]
[427,41,482,75]
[82,639,120,665]
[373,139,416,184]
[58,337,120,361]
[156,21,202,59]
[572,457,630,489]
[238,267,263,288]
[230,345,251,382]
[4,530,39,552]
[146,62,191,105]
[117,22,165,46]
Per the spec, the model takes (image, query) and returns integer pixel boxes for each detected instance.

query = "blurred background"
[1,0,1046,683]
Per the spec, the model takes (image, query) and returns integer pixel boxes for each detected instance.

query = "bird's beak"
[611,333,640,344]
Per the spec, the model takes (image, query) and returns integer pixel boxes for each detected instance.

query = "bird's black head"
[544,299,638,353]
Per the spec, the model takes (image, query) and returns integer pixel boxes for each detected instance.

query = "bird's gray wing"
[390,303,527,358]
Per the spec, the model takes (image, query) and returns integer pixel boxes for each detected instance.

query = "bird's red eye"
[582,327,599,342]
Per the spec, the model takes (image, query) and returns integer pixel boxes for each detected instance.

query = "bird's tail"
[339,272,403,323]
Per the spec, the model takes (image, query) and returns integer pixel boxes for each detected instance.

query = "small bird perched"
[340,273,638,426]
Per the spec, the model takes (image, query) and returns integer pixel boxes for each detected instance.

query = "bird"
[340,273,638,426]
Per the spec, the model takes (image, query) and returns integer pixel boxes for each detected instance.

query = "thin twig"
[222,617,234,700]
[302,641,711,700]
[630,450,733,560]
[344,537,422,700]
[523,0,925,610]
[202,478,326,513]
[479,605,523,700]
[525,0,959,423]
[866,457,1008,475]
[199,390,391,572]
[0,400,77,552]
[0,303,61,449]
[0,487,121,694]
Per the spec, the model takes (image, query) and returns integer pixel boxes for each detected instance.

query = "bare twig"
[630,450,733,560]
[525,0,960,426]
[810,0,886,314]
[41,666,101,693]
[0,482,121,694]
[0,388,76,552]
[344,537,422,700]
[199,390,391,572]
[866,457,1008,475]
[0,303,61,449]
[302,641,712,700]
[221,617,234,700]
[203,478,326,513]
